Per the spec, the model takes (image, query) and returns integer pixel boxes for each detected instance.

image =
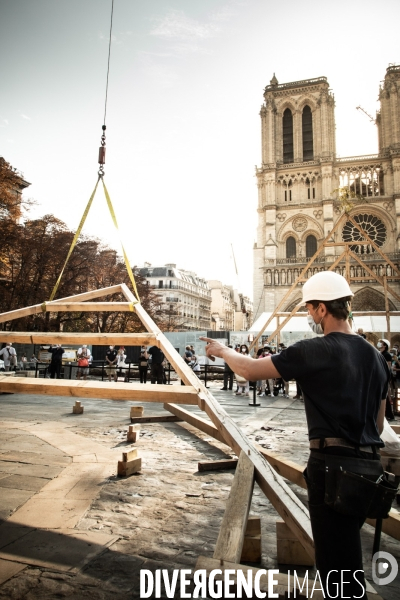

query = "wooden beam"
[43,302,135,312]
[259,446,400,543]
[121,283,315,560]
[213,451,255,564]
[130,414,183,424]
[164,403,228,445]
[256,445,306,489]
[198,459,238,472]
[0,332,159,346]
[0,285,125,324]
[0,376,198,404]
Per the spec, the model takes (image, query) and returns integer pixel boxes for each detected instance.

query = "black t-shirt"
[106,349,117,364]
[271,333,389,447]
[382,350,392,364]
[49,346,64,362]
[148,346,165,365]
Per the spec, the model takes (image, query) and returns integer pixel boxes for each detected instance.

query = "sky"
[1,0,399,300]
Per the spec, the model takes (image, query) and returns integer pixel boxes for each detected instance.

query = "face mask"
[307,314,324,335]
[377,342,382,349]
[241,349,246,353]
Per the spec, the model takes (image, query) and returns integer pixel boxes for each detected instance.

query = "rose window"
[342,213,387,254]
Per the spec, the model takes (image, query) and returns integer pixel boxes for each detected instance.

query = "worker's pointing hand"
[199,337,227,362]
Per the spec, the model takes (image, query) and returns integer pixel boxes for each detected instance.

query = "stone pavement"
[0,381,399,599]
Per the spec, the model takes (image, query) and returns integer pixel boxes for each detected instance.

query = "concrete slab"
[0,522,35,550]
[0,450,71,467]
[0,488,34,520]
[0,460,63,478]
[0,529,118,572]
[22,423,117,460]
[0,558,26,585]
[0,474,51,491]
[6,497,94,529]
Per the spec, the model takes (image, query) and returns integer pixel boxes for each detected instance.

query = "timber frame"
[250,212,400,350]
[0,285,388,596]
[0,284,314,566]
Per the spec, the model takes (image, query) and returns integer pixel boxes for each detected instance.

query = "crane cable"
[48,0,140,304]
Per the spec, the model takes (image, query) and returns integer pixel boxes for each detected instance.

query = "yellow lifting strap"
[49,177,140,303]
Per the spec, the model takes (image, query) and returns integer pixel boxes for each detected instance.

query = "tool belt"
[309,437,378,454]
[323,454,398,519]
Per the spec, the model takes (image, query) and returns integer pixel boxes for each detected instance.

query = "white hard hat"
[302,271,354,303]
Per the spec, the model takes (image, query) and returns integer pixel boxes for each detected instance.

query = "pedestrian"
[105,345,118,382]
[76,344,91,381]
[115,346,127,382]
[147,345,165,384]
[138,346,149,384]
[183,346,192,365]
[377,338,395,420]
[200,270,389,599]
[190,354,201,378]
[221,345,234,391]
[0,343,17,372]
[48,344,64,379]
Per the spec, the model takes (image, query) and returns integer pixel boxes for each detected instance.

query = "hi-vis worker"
[201,271,394,599]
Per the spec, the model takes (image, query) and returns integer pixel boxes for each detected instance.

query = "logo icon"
[372,551,398,585]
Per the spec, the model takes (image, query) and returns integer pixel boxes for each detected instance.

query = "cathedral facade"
[253,65,400,320]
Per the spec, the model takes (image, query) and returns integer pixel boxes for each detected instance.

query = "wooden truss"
[0,284,391,596]
[0,284,314,571]
[251,212,400,350]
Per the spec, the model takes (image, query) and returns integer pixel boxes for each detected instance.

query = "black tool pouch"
[324,455,398,519]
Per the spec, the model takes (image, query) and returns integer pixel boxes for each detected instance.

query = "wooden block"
[130,406,144,417]
[276,520,314,567]
[117,457,142,477]
[130,414,182,424]
[122,447,138,462]
[245,515,261,536]
[390,424,400,434]
[127,425,140,443]
[198,458,238,472]
[241,534,261,563]
[72,400,84,414]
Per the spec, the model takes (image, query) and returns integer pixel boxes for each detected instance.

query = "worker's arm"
[377,399,386,435]
[199,337,281,381]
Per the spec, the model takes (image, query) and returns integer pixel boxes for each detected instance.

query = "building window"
[306,235,317,257]
[342,213,387,254]
[302,105,313,161]
[286,236,296,258]
[283,108,294,164]
[158,280,163,288]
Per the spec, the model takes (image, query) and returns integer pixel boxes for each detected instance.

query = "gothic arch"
[278,101,297,117]
[352,287,396,311]
[285,297,307,312]
[277,215,324,243]
[298,96,317,113]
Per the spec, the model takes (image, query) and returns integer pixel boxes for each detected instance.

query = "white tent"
[249,312,400,335]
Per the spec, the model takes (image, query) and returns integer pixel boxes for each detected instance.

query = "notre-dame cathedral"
[253,65,400,320]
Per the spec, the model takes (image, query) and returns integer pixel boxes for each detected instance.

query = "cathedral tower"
[253,67,400,324]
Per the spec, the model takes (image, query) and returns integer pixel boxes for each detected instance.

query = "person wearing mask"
[377,338,395,420]
[190,354,201,378]
[200,271,388,600]
[76,345,91,381]
[48,344,65,379]
[138,347,149,384]
[236,344,250,396]
[115,346,127,382]
[105,345,118,382]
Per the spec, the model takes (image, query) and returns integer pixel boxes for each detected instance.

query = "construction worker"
[201,271,389,599]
